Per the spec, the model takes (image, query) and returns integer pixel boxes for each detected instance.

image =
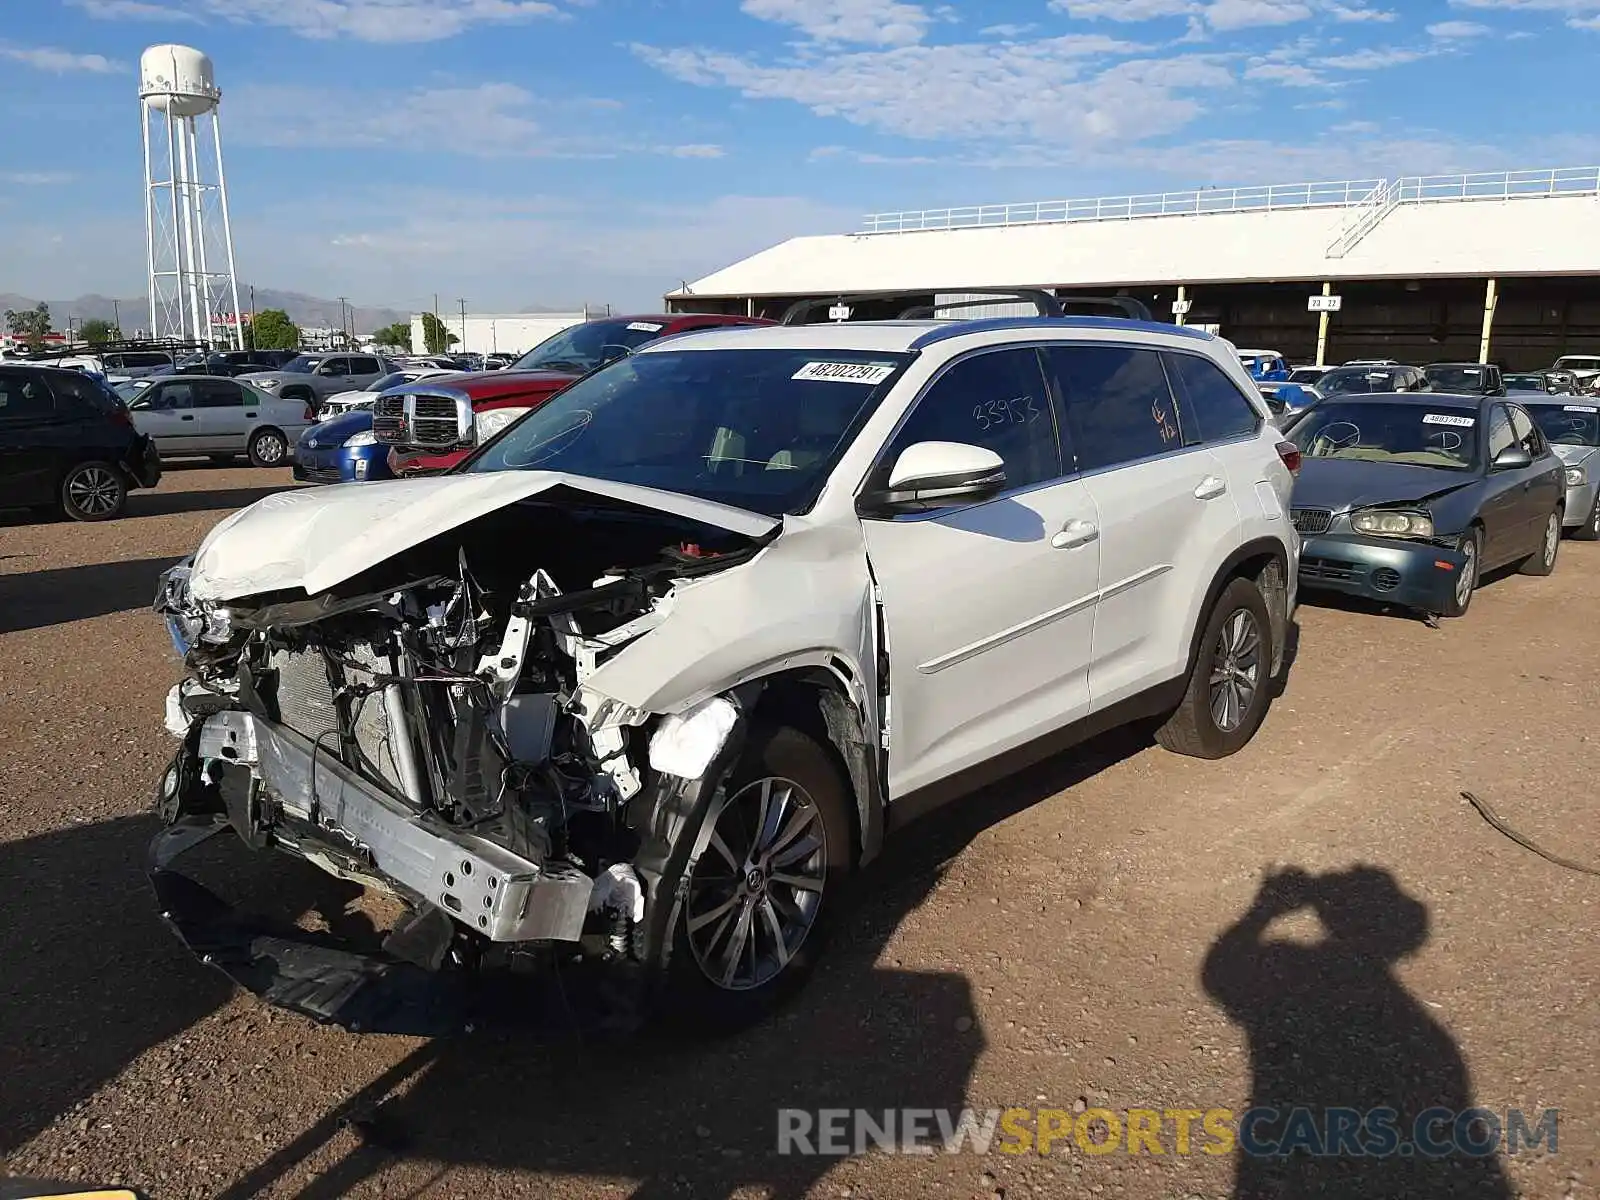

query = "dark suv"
[0,365,162,521]
[1423,362,1506,396]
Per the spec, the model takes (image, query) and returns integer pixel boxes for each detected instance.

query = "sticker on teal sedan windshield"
[1564,404,1598,413]
[1422,413,1476,427]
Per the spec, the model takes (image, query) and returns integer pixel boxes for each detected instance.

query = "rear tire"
[247,427,288,468]
[1571,494,1600,541]
[59,461,127,522]
[1157,576,1274,759]
[1519,509,1562,576]
[1439,527,1481,618]
[650,724,853,1030]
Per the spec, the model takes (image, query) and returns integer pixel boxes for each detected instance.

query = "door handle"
[245,411,258,418]
[180,414,195,421]
[1194,474,1227,500]
[1052,519,1099,550]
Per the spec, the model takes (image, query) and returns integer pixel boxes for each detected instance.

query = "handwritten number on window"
[973,394,1041,432]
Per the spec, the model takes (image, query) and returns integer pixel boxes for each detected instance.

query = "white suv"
[152,305,1300,1028]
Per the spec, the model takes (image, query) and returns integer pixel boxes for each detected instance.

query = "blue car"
[293,410,393,484]
[1238,349,1289,382]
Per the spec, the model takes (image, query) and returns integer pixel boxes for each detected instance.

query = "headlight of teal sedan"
[1565,465,1588,487]
[1351,509,1435,539]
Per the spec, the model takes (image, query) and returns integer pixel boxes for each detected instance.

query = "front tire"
[1519,508,1562,576]
[1439,526,1482,618]
[1157,576,1273,759]
[652,724,853,1029]
[59,461,127,521]
[247,427,288,468]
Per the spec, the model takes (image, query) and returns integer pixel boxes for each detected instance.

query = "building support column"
[1174,284,1187,327]
[1315,281,1333,367]
[1479,278,1498,364]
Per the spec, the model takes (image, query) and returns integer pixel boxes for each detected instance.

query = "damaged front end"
[150,491,769,1032]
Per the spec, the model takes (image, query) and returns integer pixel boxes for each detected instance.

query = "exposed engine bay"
[153,492,773,1013]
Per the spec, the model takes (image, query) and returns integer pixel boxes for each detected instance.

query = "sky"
[2,0,1598,313]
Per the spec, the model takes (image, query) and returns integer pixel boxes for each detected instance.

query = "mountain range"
[0,288,410,334]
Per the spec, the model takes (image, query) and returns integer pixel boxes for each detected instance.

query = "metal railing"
[1326,177,1401,259]
[857,166,1600,236]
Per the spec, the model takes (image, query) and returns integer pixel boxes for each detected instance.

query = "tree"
[420,312,459,355]
[373,321,413,352]
[80,318,120,346]
[251,309,300,351]
[4,302,52,350]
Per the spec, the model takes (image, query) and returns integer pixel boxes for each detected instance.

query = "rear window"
[48,370,122,415]
[114,351,174,369]
[0,371,57,420]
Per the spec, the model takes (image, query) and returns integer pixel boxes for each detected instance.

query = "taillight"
[110,404,133,428]
[302,402,316,422]
[1275,440,1302,475]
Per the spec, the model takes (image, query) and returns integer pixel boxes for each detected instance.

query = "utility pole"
[433,293,440,355]
[458,298,468,355]
[112,299,121,337]
[337,296,349,348]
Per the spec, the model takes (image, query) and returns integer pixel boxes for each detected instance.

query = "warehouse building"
[665,166,1600,369]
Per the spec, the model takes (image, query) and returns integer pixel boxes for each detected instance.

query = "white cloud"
[0,171,76,185]
[1326,3,1398,18]
[979,22,1039,37]
[1050,0,1196,18]
[634,36,1239,148]
[0,44,121,72]
[1322,45,1434,67]
[741,0,934,46]
[68,0,199,19]
[1244,60,1328,85]
[1203,0,1312,29]
[1568,12,1600,25]
[1450,0,1600,27]
[1428,18,1492,34]
[229,82,728,162]
[195,0,565,43]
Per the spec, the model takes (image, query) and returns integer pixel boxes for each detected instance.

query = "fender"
[1183,536,1293,681]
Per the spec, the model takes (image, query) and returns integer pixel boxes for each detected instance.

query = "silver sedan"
[126,374,314,467]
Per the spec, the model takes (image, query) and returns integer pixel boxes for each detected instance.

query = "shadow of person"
[1202,865,1513,1199]
[215,726,1157,1200]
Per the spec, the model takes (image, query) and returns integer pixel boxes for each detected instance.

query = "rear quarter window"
[1167,352,1262,444]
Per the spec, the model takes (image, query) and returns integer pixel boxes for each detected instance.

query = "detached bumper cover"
[1563,480,1598,526]
[1298,533,1467,611]
[388,446,469,476]
[127,435,162,489]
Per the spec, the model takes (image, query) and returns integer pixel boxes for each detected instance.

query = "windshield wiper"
[522,358,589,373]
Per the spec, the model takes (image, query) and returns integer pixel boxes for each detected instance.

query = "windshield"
[1423,365,1487,391]
[113,379,150,401]
[467,347,910,517]
[1287,367,1325,383]
[366,372,412,392]
[1529,403,1600,446]
[1318,366,1413,395]
[511,319,674,374]
[1556,357,1600,371]
[1505,374,1549,393]
[1289,401,1478,471]
[279,355,322,374]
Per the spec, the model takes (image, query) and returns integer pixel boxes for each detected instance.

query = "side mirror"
[1492,446,1533,471]
[862,441,1006,514]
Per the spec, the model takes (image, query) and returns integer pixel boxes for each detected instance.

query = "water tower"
[139,45,243,348]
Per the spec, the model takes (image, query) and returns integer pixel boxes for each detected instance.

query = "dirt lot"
[2,463,1597,1200]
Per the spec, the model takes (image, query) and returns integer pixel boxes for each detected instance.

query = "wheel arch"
[1185,537,1293,683]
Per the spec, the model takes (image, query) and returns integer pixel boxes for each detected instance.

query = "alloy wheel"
[1456,537,1478,609]
[1543,512,1560,566]
[254,433,286,464]
[1208,608,1262,734]
[684,776,827,992]
[67,467,121,517]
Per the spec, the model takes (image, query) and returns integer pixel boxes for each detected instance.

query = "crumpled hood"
[1553,443,1599,468]
[188,472,779,602]
[1291,457,1474,512]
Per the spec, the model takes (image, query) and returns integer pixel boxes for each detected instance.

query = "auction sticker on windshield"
[1564,405,1598,413]
[626,322,665,332]
[793,361,897,384]
[1422,413,1476,427]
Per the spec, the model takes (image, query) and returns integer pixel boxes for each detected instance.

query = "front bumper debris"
[1563,480,1598,527]
[149,816,468,1035]
[192,710,594,943]
[1298,533,1468,612]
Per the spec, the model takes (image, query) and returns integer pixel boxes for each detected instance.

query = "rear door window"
[1045,345,1184,472]
[0,370,57,421]
[1167,352,1261,445]
[350,356,381,374]
[194,379,244,407]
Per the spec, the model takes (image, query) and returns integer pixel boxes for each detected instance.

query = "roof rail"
[779,288,1065,326]
[20,336,207,361]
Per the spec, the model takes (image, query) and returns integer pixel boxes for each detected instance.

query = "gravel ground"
[1,464,1596,1200]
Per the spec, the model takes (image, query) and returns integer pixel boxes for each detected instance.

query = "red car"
[377,313,770,475]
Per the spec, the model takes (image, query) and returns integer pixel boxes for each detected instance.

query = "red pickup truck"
[376,313,770,475]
